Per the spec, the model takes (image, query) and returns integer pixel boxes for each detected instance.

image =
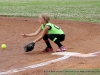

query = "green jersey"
[41,23,64,34]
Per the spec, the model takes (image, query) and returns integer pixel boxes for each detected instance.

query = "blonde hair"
[40,13,50,23]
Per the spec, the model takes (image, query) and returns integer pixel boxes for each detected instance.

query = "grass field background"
[0,0,100,22]
[46,69,100,75]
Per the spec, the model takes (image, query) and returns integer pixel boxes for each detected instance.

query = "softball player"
[21,13,66,52]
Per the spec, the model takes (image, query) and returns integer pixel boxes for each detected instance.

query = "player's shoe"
[56,46,67,52]
[41,47,54,52]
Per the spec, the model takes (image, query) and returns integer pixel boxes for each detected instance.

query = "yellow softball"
[1,44,7,50]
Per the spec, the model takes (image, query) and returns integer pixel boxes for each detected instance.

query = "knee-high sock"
[44,39,52,48]
[43,35,52,48]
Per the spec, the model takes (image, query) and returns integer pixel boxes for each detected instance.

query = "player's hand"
[20,33,27,38]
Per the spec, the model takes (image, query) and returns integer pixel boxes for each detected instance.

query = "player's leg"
[42,34,53,52]
[48,34,66,52]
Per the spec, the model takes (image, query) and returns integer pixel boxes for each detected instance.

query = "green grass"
[45,69,100,75]
[0,0,100,23]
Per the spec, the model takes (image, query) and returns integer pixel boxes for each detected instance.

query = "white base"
[52,52,97,57]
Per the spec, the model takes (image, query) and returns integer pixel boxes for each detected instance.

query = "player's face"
[39,16,45,24]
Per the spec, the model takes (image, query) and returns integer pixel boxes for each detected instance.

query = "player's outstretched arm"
[21,26,42,38]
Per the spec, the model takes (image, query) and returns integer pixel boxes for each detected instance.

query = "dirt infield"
[0,17,100,75]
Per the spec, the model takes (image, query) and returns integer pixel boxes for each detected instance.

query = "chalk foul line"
[0,51,100,75]
[0,53,73,75]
